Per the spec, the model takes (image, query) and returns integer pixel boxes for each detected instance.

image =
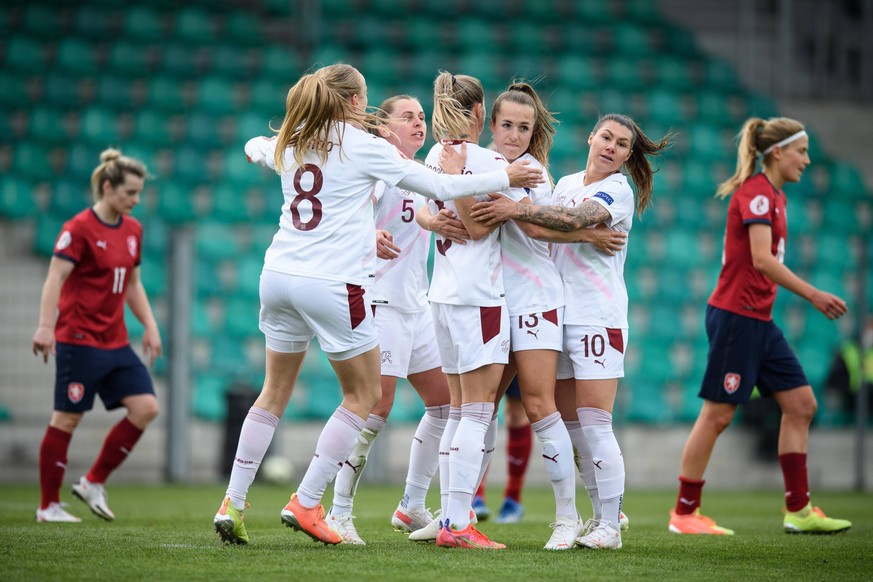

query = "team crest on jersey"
[723,373,741,394]
[750,195,770,216]
[56,230,72,251]
[67,382,85,403]
[127,236,137,257]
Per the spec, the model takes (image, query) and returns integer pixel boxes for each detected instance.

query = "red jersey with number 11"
[708,173,787,322]
[53,208,143,348]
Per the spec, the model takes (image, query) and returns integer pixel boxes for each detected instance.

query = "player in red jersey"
[668,117,852,536]
[32,148,161,523]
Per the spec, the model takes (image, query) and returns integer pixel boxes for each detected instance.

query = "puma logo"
[542,453,560,463]
[593,460,604,470]
[96,240,107,250]
[344,460,364,473]
[594,358,606,368]
[526,329,540,339]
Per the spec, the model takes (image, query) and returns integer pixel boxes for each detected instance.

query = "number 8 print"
[290,163,324,231]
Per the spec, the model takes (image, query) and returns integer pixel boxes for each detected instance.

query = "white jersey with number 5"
[500,153,564,315]
[245,125,513,286]
[551,171,634,327]
[424,141,527,307]
[370,181,430,312]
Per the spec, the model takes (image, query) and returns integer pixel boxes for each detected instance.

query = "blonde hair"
[593,114,672,217]
[272,63,383,173]
[716,116,806,198]
[491,81,557,177]
[90,148,147,202]
[431,72,484,141]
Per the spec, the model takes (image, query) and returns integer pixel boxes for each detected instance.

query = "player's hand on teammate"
[505,158,545,189]
[438,142,466,175]
[583,224,628,255]
[32,325,56,364]
[430,208,470,244]
[376,229,401,259]
[142,325,163,367]
[810,290,848,320]
[470,193,520,226]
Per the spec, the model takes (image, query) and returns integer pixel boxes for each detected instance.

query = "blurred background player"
[667,117,852,536]
[213,63,543,546]
[325,95,455,544]
[32,148,162,523]
[472,112,672,549]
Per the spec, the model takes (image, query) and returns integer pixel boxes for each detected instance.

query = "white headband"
[762,130,807,155]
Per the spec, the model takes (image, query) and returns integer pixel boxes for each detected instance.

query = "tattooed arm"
[470,193,612,232]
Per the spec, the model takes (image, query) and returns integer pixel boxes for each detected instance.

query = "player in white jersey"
[324,95,454,544]
[471,113,672,550]
[213,64,544,547]
[415,72,535,551]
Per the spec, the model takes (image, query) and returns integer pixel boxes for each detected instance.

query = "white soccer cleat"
[619,511,630,532]
[544,516,583,550]
[327,511,366,545]
[36,502,82,523]
[408,514,441,542]
[576,520,622,549]
[72,476,115,521]
[391,503,435,533]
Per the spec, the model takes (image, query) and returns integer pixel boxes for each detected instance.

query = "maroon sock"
[779,453,810,512]
[40,426,72,509]
[675,476,705,516]
[86,418,143,484]
[503,425,532,502]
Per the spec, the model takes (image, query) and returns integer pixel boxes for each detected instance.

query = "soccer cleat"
[214,497,250,545]
[391,503,435,533]
[409,514,441,542]
[436,520,506,550]
[494,497,524,524]
[280,493,341,545]
[36,502,81,523]
[544,516,583,550]
[668,509,734,535]
[327,511,365,545]
[472,495,491,521]
[619,511,630,532]
[783,504,851,535]
[576,520,622,549]
[582,518,599,536]
[71,476,115,521]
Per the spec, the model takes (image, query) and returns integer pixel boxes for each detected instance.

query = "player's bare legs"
[679,401,737,481]
[773,385,816,455]
[253,348,307,417]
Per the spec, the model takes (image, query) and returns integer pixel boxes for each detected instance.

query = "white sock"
[447,402,493,529]
[438,407,461,519]
[579,407,624,531]
[226,407,279,510]
[296,407,364,508]
[401,405,448,510]
[475,412,498,493]
[532,411,577,520]
[565,419,600,520]
[331,414,386,515]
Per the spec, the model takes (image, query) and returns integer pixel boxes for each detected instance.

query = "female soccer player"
[667,117,851,536]
[212,63,543,546]
[471,113,672,549]
[326,95,457,544]
[32,148,161,523]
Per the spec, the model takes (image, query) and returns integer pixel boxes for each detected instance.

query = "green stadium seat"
[457,52,503,91]
[79,107,122,145]
[704,58,741,91]
[0,177,37,219]
[193,373,229,420]
[610,22,653,57]
[662,23,699,57]
[235,255,264,300]
[646,89,686,127]
[123,6,164,40]
[106,42,154,78]
[34,214,65,256]
[173,7,217,42]
[55,37,100,74]
[695,90,737,126]
[225,296,259,338]
[28,106,70,145]
[652,57,694,90]
[569,0,615,24]
[147,76,189,112]
[827,162,869,199]
[223,11,266,46]
[625,383,672,424]
[815,233,855,271]
[160,43,204,78]
[687,123,731,162]
[12,143,50,180]
[41,72,85,108]
[0,71,30,106]
[744,92,780,119]
[681,160,719,197]
[171,146,210,188]
[222,149,265,188]
[132,109,173,145]
[623,0,665,23]
[96,75,137,109]
[73,6,116,38]
[821,198,863,232]
[141,215,168,254]
[251,222,279,253]
[196,76,238,115]
[648,304,683,341]
[21,5,64,37]
[51,180,91,218]
[4,36,49,71]
[197,221,241,261]
[603,56,645,91]
[207,45,255,80]
[157,181,197,223]
[259,44,304,78]
[139,254,166,297]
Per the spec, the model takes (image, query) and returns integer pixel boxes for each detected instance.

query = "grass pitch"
[1,484,869,581]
